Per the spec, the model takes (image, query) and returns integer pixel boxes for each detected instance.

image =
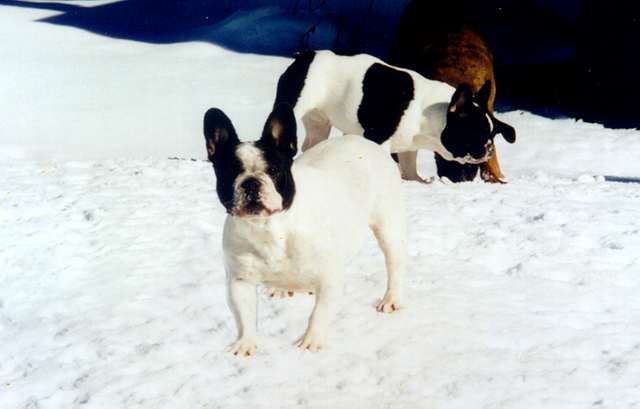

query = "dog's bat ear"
[476,80,492,108]
[203,108,239,162]
[449,83,474,114]
[491,115,516,143]
[261,103,297,159]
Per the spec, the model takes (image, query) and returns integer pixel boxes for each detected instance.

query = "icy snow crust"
[1,4,639,409]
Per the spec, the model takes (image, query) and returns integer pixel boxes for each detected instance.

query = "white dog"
[203,104,406,356]
[273,50,516,182]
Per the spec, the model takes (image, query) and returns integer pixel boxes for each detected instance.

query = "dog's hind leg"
[397,150,429,183]
[295,276,341,351]
[301,109,331,152]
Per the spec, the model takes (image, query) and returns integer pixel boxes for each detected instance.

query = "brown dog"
[390,1,515,183]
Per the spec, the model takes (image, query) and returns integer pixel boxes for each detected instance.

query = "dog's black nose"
[240,177,261,198]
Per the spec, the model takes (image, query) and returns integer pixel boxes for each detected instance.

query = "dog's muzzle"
[232,177,281,218]
[241,178,261,201]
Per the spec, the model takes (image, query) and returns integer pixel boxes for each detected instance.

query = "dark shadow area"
[604,176,640,184]
[0,0,406,56]
[0,0,241,43]
[490,1,640,129]
[390,0,640,129]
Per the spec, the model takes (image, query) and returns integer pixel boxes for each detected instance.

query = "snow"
[1,3,640,409]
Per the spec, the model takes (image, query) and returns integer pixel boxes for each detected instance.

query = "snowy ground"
[1,3,640,409]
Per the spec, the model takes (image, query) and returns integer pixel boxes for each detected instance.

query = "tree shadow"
[0,0,238,43]
[0,0,402,57]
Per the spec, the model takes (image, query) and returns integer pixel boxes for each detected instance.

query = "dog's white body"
[223,135,405,354]
[297,51,453,150]
[289,50,466,180]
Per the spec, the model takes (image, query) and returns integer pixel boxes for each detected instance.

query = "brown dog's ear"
[476,80,492,108]
[491,114,516,143]
[449,84,474,114]
[203,108,239,162]
[261,103,297,159]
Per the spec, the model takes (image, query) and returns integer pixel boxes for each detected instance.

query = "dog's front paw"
[376,292,401,313]
[481,169,507,184]
[226,337,257,357]
[294,330,326,352]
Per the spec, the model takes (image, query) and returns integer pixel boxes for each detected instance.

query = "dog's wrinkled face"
[440,81,516,164]
[203,105,297,218]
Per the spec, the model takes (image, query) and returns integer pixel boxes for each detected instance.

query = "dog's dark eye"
[268,166,278,175]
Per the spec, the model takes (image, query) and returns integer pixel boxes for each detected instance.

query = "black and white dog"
[274,50,516,181]
[204,104,405,355]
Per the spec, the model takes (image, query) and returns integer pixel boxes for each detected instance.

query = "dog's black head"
[203,104,297,218]
[440,80,516,164]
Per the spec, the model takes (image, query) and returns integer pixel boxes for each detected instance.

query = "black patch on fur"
[490,113,517,143]
[257,104,298,210]
[358,63,414,145]
[203,108,240,161]
[273,51,316,109]
[260,103,298,159]
[203,108,242,213]
[254,141,296,211]
[434,153,479,182]
[212,146,243,214]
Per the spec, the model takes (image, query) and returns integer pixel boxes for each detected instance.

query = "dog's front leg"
[372,219,405,313]
[295,280,339,352]
[226,278,258,356]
